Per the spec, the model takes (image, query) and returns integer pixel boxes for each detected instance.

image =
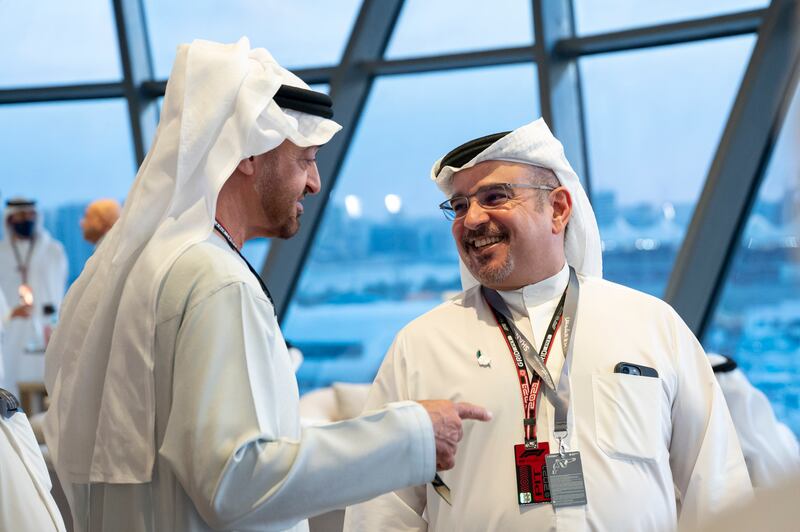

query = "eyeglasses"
[439,183,556,221]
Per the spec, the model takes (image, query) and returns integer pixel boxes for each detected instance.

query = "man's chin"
[276,220,300,240]
[464,260,513,288]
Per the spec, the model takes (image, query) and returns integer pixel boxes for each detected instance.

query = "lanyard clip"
[523,418,537,449]
[554,430,568,457]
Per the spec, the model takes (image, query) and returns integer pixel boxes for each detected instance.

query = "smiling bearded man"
[344,118,752,532]
[455,160,561,289]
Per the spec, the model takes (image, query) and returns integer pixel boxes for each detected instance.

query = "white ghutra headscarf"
[44,38,341,484]
[431,118,603,289]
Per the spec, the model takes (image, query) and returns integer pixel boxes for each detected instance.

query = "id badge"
[545,451,587,507]
[514,442,551,504]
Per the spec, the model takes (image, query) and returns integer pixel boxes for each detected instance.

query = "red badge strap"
[483,288,566,447]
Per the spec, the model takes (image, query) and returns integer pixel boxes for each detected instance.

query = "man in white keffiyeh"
[44,38,488,532]
[345,119,751,532]
[0,197,67,392]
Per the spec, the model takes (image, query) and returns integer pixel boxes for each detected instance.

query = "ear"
[236,156,256,176]
[551,187,572,234]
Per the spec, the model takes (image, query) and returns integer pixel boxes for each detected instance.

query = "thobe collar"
[494,261,570,318]
[10,237,33,250]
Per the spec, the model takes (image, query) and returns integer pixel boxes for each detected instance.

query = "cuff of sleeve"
[386,400,436,484]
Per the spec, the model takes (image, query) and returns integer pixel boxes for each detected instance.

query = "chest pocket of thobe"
[592,373,664,462]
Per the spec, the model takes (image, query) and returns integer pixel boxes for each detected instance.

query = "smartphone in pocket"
[614,362,658,378]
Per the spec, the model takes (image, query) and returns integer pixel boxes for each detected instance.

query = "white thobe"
[344,264,751,531]
[58,234,435,532]
[0,409,66,531]
[692,474,800,532]
[709,354,800,488]
[0,232,67,391]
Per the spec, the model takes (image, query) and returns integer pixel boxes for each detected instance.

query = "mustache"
[461,226,506,246]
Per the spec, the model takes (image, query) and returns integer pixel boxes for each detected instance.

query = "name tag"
[514,443,551,504]
[545,451,587,507]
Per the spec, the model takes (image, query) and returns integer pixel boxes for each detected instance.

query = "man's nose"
[462,199,489,229]
[306,162,321,195]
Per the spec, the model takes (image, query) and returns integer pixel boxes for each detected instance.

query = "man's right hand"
[418,400,492,471]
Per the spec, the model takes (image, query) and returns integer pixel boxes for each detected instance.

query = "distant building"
[593,189,617,228]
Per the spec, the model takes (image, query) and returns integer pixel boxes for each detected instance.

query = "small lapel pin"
[476,350,492,368]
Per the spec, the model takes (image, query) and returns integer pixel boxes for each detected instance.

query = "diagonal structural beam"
[111,0,159,164]
[262,0,406,322]
[665,0,800,335]
[532,0,590,190]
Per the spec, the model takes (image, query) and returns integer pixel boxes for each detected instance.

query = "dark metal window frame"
[2,0,797,337]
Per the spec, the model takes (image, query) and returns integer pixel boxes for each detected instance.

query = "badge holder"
[514,440,551,504]
[544,431,587,507]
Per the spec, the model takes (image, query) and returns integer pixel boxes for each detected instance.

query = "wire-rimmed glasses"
[438,182,556,221]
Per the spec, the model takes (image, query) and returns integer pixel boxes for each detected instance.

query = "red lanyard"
[484,288,566,447]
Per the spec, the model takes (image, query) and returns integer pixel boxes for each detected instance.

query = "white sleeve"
[716,368,800,488]
[344,333,429,532]
[666,310,753,530]
[0,413,66,531]
[158,283,435,531]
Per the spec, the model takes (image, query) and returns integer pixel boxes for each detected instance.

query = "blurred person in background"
[710,353,800,488]
[79,198,121,246]
[0,387,66,531]
[0,290,32,390]
[0,197,66,392]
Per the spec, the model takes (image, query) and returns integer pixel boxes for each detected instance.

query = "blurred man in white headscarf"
[0,290,33,391]
[43,38,489,532]
[708,353,799,489]
[0,198,67,392]
[79,198,121,246]
[344,119,751,532]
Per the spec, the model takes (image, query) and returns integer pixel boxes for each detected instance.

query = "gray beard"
[466,251,514,287]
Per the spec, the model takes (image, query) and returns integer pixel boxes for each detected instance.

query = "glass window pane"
[574,0,768,35]
[282,64,539,393]
[309,84,330,94]
[386,0,533,59]
[144,0,363,78]
[581,36,755,296]
[0,100,136,284]
[0,0,121,87]
[242,238,271,270]
[704,79,800,437]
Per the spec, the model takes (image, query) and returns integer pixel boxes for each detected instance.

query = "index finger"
[455,402,493,422]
